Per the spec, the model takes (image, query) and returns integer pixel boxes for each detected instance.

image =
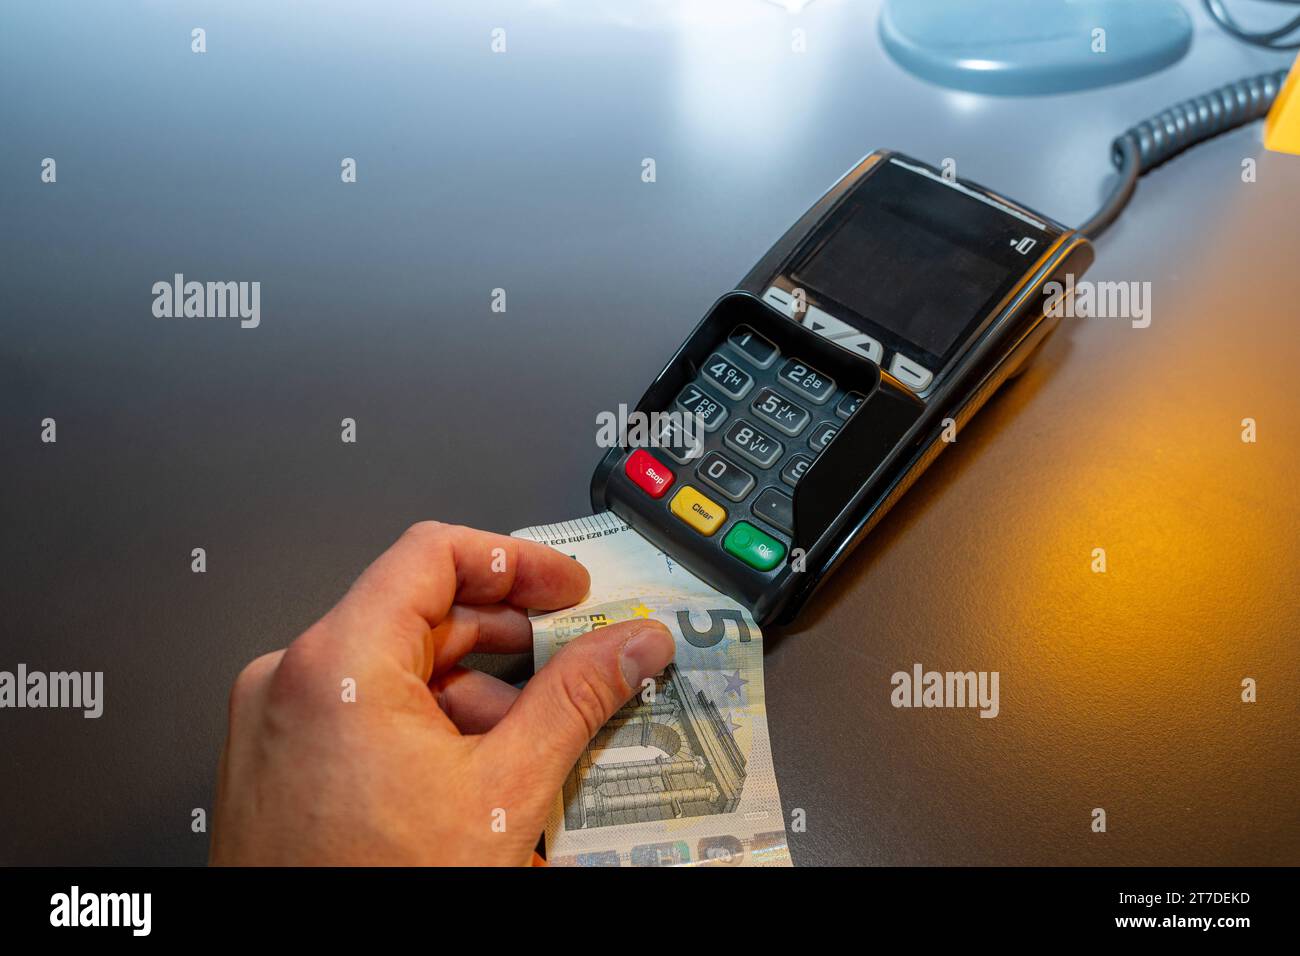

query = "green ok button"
[723,521,786,572]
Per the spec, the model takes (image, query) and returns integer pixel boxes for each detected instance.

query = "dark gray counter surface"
[2,1,1297,865]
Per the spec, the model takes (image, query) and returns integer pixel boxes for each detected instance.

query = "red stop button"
[625,449,676,499]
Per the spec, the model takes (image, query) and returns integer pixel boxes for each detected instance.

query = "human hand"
[210,521,675,865]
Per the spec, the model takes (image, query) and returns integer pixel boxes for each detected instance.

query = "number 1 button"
[728,325,778,368]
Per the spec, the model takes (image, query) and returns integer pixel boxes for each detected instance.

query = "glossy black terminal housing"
[591,151,1093,626]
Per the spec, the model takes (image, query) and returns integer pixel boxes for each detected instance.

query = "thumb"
[487,618,675,787]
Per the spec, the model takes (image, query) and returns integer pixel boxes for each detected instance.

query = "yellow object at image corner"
[1264,53,1300,155]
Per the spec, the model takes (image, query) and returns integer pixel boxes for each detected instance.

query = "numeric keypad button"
[809,421,838,452]
[724,421,784,468]
[727,325,778,368]
[781,454,813,487]
[695,452,755,502]
[701,352,754,400]
[675,384,728,432]
[750,387,810,436]
[751,487,794,535]
[836,391,865,419]
[654,419,704,464]
[777,358,835,405]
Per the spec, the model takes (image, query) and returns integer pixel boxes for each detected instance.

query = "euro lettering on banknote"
[513,512,790,867]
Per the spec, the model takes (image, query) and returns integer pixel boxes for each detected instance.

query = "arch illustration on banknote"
[561,663,747,831]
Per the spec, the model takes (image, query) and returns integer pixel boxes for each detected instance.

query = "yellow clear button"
[669,485,727,536]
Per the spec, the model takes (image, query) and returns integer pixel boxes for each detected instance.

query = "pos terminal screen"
[791,160,1053,366]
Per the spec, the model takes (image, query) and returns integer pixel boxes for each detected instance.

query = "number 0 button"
[696,452,755,502]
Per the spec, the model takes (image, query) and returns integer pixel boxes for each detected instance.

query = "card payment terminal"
[591,151,1093,626]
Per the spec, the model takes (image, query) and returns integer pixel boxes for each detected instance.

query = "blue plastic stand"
[880,0,1194,95]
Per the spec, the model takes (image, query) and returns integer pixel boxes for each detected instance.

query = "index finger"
[323,521,589,677]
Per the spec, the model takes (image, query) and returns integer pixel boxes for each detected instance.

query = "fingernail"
[619,621,675,689]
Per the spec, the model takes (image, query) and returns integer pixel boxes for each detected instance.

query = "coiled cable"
[1079,68,1291,238]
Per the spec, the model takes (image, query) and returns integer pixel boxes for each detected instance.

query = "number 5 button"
[751,387,810,436]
